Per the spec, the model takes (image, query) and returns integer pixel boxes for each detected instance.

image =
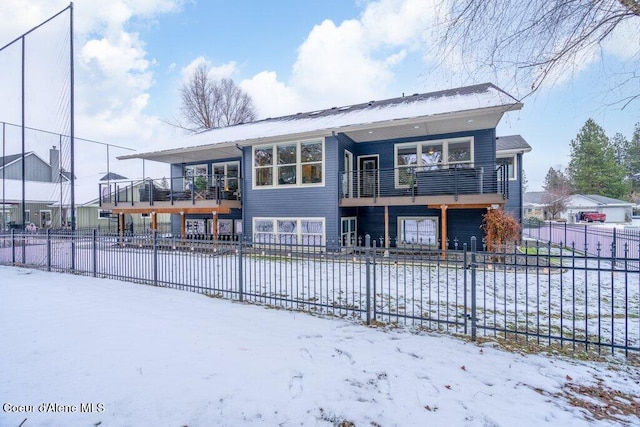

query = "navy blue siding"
[356,205,486,249]
[348,129,497,196]
[503,152,524,222]
[242,136,340,242]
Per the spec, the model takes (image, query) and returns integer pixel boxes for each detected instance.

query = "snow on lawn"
[1,266,639,427]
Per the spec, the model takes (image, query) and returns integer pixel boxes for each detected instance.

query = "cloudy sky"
[0,0,638,194]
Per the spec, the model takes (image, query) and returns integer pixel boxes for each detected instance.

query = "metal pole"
[69,1,76,232]
[237,233,244,302]
[470,236,477,341]
[2,122,5,232]
[463,242,468,335]
[21,36,26,231]
[47,228,51,272]
[153,230,158,286]
[365,234,371,325]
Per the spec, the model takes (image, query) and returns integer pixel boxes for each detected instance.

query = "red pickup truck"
[578,211,606,222]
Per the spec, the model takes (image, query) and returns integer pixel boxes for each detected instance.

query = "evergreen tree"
[628,123,640,193]
[568,119,629,199]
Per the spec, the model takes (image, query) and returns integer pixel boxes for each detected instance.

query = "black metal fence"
[1,230,638,358]
[523,219,640,269]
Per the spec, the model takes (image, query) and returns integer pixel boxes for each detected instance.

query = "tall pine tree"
[568,119,629,199]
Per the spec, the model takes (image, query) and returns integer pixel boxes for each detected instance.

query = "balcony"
[339,165,509,207]
[99,175,242,214]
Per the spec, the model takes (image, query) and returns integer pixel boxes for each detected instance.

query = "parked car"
[578,211,606,223]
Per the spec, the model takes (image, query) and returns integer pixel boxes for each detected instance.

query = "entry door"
[359,156,378,197]
[341,217,357,247]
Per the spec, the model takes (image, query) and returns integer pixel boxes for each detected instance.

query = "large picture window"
[394,137,474,187]
[398,217,438,246]
[253,140,324,188]
[253,217,324,245]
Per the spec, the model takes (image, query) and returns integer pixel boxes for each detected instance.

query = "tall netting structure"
[0,4,75,231]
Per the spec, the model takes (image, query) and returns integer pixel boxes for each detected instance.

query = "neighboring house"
[563,194,634,223]
[524,192,634,223]
[105,83,527,249]
[0,148,70,230]
[523,191,547,220]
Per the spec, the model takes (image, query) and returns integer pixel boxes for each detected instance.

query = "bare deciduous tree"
[542,167,572,219]
[176,63,257,132]
[435,1,640,108]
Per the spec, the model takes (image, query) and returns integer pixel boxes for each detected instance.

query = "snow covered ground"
[1,266,639,426]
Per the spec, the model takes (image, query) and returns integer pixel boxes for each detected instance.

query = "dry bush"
[481,208,521,252]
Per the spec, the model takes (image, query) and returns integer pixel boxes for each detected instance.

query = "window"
[394,137,474,187]
[184,164,208,190]
[253,140,324,188]
[497,156,516,180]
[254,147,273,187]
[398,217,438,246]
[253,217,325,245]
[213,161,239,191]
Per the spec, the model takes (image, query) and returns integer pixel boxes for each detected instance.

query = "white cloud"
[240,71,300,118]
[241,0,438,118]
[180,57,238,82]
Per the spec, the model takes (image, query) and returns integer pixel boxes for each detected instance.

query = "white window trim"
[252,139,325,189]
[497,154,517,181]
[394,137,475,188]
[253,217,325,246]
[397,216,439,247]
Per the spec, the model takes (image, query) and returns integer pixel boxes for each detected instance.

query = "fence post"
[470,236,477,341]
[11,229,15,265]
[372,238,377,323]
[365,234,371,325]
[463,242,468,335]
[612,227,617,269]
[237,233,244,302]
[47,228,52,272]
[92,229,97,277]
[153,230,158,287]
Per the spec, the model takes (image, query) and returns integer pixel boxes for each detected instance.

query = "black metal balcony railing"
[339,165,508,201]
[99,175,242,207]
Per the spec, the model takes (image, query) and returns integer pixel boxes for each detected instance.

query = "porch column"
[440,204,448,256]
[151,211,157,231]
[212,211,218,251]
[180,211,186,240]
[118,213,124,246]
[384,205,390,249]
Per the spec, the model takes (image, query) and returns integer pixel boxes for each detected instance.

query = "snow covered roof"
[120,83,523,164]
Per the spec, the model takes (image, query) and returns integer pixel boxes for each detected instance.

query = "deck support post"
[440,204,448,258]
[212,211,218,248]
[180,211,185,240]
[151,211,157,231]
[118,213,124,246]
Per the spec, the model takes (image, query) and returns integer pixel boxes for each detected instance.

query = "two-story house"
[103,83,528,250]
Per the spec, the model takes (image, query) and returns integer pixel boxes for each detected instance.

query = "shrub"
[481,208,521,252]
